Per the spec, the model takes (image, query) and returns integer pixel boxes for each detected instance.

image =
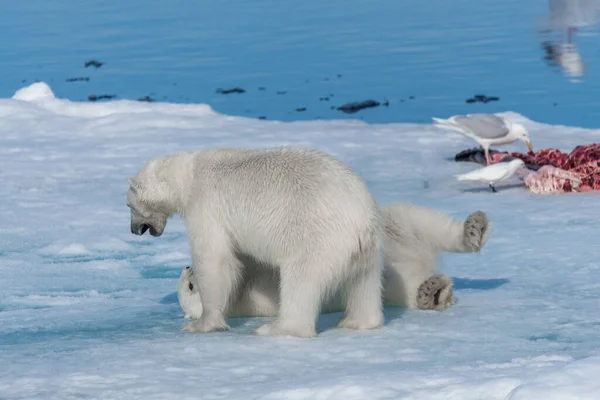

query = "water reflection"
[540,0,600,82]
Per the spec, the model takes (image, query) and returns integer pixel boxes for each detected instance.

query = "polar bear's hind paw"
[417,274,454,311]
[463,211,489,252]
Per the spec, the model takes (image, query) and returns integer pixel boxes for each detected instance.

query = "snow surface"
[2,82,600,399]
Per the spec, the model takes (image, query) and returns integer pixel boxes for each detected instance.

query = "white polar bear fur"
[128,146,384,338]
[178,203,491,319]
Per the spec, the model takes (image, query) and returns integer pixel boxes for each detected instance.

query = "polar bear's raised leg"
[381,204,491,309]
[182,230,241,333]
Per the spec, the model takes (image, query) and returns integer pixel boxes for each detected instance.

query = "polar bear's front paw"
[182,313,230,333]
[463,211,490,252]
[417,274,454,311]
[254,321,316,338]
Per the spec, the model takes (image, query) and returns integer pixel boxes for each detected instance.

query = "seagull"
[433,114,533,165]
[456,158,527,192]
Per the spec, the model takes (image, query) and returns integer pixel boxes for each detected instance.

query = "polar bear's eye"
[129,206,143,216]
[188,282,194,291]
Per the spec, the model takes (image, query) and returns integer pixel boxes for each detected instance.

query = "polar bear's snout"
[131,220,164,237]
[131,223,149,235]
[129,208,167,237]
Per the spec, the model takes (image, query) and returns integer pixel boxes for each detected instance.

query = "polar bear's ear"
[128,178,141,192]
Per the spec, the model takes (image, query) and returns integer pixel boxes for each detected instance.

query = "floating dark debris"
[383,99,390,107]
[409,96,415,100]
[295,107,307,112]
[66,77,90,82]
[336,100,380,114]
[258,87,266,91]
[465,94,499,104]
[138,96,154,102]
[88,94,116,101]
[258,116,267,120]
[319,97,330,101]
[216,87,245,94]
[84,60,104,68]
[337,74,342,78]
[277,91,287,95]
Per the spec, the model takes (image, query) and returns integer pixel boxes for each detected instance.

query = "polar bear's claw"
[416,274,453,311]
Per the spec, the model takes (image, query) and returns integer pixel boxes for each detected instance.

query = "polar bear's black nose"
[185,266,191,270]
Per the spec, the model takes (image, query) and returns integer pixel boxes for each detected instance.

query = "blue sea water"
[1,0,599,128]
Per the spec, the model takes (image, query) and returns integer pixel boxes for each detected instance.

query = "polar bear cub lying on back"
[178,203,491,319]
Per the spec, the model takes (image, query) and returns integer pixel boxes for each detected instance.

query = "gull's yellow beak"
[526,141,533,153]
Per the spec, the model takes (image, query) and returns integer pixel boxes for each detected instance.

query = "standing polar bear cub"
[127,146,384,338]
[178,203,491,319]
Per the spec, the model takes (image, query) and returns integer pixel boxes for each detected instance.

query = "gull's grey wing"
[454,114,509,139]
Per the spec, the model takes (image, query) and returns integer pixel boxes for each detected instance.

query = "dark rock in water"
[319,97,329,101]
[409,96,415,100]
[216,87,245,94]
[337,100,380,114]
[258,116,267,120]
[277,91,287,95]
[466,94,500,104]
[383,99,390,107]
[295,107,307,112]
[138,96,154,102]
[88,94,116,101]
[66,77,90,82]
[84,60,104,68]
[258,87,266,91]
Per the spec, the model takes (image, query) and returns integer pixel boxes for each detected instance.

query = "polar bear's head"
[127,159,174,237]
[177,266,203,319]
